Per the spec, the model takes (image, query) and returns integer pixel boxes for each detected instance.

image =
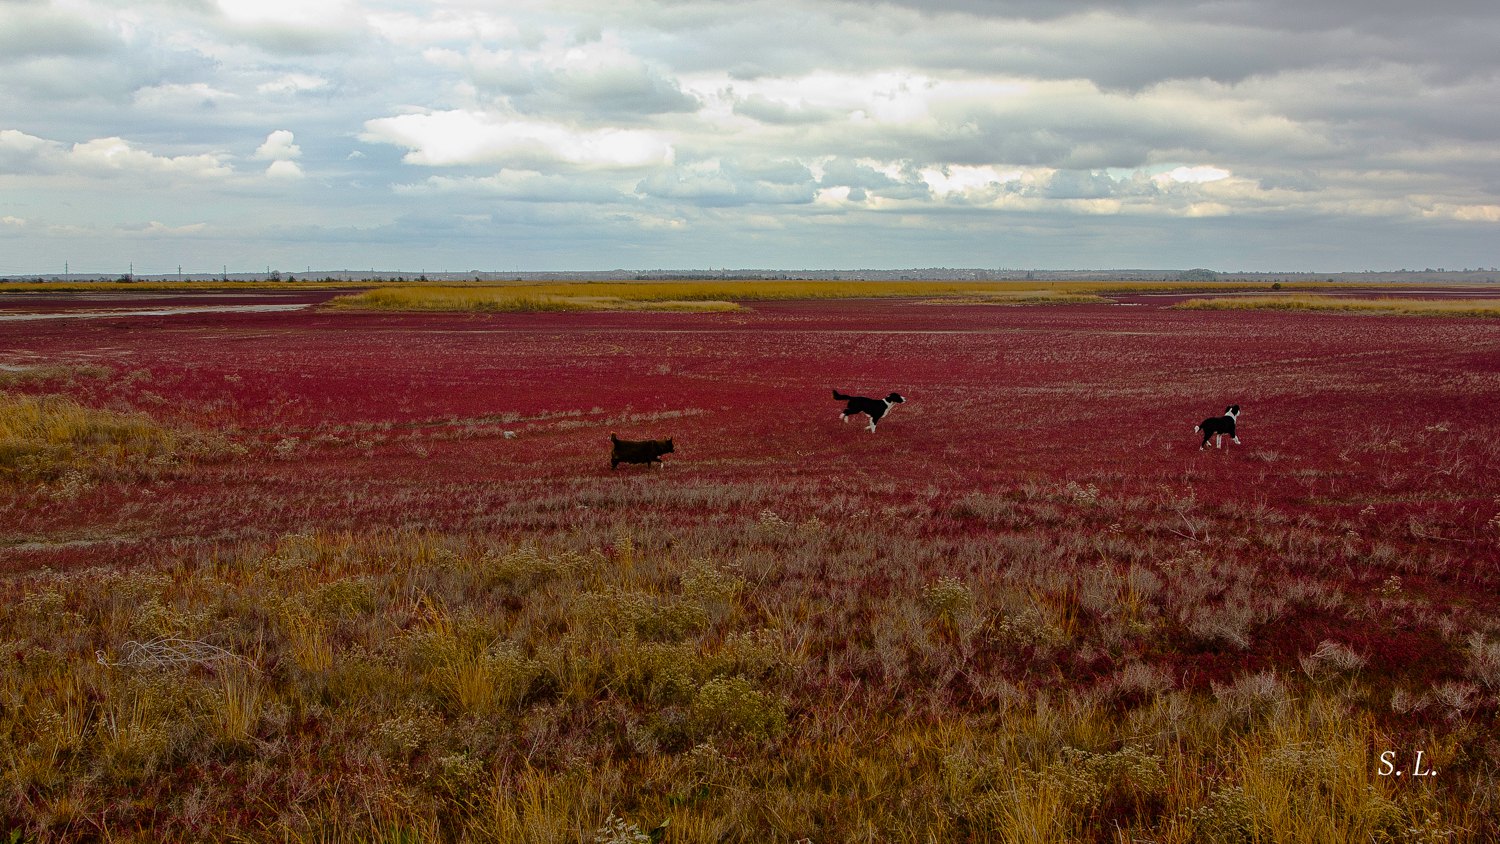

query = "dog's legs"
[1233,437,1241,445]
[841,412,849,423]
[1215,434,1222,449]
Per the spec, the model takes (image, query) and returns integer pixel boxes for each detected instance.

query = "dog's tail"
[1193,425,1201,433]
[832,389,851,401]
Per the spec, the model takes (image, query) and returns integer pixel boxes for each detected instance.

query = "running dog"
[1195,405,1241,449]
[833,389,905,433]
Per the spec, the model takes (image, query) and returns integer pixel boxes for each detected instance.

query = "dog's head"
[886,393,906,404]
[1225,405,1241,418]
[660,438,675,455]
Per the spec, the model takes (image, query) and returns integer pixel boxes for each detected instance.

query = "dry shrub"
[1300,640,1368,680]
[1466,632,1500,692]
[1212,671,1289,724]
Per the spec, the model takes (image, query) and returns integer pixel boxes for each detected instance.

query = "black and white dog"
[1195,405,1241,449]
[833,389,905,433]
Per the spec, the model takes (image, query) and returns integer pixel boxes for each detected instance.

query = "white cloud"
[265,159,304,179]
[0,131,233,180]
[360,109,674,169]
[1156,166,1233,184]
[71,137,232,179]
[257,73,329,95]
[3,0,1500,271]
[210,0,366,52]
[921,165,1024,198]
[255,130,302,161]
[133,82,239,110]
[135,221,210,235]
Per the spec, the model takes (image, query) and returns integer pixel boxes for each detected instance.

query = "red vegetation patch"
[2,298,1498,673]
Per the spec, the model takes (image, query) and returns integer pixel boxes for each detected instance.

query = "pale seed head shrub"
[479,544,577,591]
[1064,480,1101,506]
[921,576,976,627]
[690,676,786,741]
[311,575,378,619]
[577,589,709,642]
[1189,785,1257,843]
[1035,744,1168,817]
[679,559,744,606]
[612,639,704,705]
[992,605,1069,652]
[593,812,651,844]
[712,628,794,683]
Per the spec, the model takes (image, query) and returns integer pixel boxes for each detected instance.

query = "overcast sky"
[2,0,1498,274]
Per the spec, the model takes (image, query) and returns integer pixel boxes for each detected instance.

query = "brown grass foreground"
[1175,295,1500,317]
[0,527,1482,842]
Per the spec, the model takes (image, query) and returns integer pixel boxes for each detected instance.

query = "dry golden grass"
[326,286,743,313]
[1175,294,1500,317]
[0,364,113,388]
[323,279,1434,313]
[0,392,178,482]
[1,530,1485,842]
[0,280,378,293]
[325,280,1189,312]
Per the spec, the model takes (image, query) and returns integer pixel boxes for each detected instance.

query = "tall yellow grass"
[3,531,1473,841]
[1175,294,1500,317]
[324,280,1233,312]
[326,286,743,313]
[326,279,1436,313]
[0,392,177,480]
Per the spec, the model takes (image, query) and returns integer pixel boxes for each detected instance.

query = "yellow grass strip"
[328,279,1444,313]
[325,287,742,313]
[0,280,387,293]
[326,280,1155,312]
[0,392,178,480]
[1174,294,1500,317]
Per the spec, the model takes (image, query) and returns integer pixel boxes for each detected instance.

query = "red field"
[4,290,1500,840]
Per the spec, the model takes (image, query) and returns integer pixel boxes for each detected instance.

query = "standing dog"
[833,389,905,433]
[610,433,674,469]
[1195,405,1241,449]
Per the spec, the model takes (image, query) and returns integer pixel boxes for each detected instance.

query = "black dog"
[610,433,674,469]
[833,389,905,433]
[1195,405,1241,449]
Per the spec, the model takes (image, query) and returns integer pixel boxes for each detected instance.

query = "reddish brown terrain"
[3,289,1498,841]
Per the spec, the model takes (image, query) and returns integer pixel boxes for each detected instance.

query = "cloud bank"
[2,0,1497,272]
